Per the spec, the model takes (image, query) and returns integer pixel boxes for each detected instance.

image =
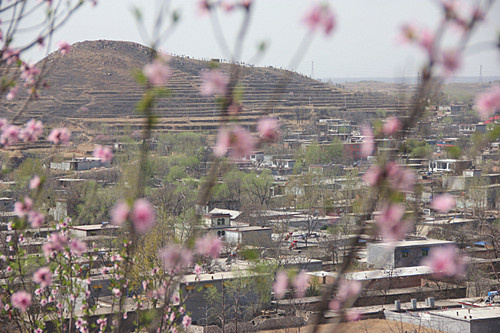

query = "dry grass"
[263,319,444,333]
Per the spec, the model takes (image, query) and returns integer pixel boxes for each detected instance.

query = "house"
[0,197,14,212]
[224,226,272,247]
[429,159,472,174]
[203,213,231,236]
[459,123,487,135]
[367,239,456,269]
[70,223,119,238]
[50,157,110,171]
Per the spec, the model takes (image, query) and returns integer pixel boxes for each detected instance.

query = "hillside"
[2,40,411,134]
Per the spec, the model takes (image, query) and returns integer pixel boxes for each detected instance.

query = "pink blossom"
[182,315,192,329]
[336,279,362,302]
[2,47,20,65]
[33,267,52,288]
[0,125,20,146]
[194,264,202,276]
[0,118,8,131]
[361,125,374,157]
[375,203,408,242]
[93,145,113,163]
[345,309,362,322]
[43,232,68,259]
[20,63,40,85]
[195,233,223,258]
[441,49,461,76]
[303,3,336,36]
[273,271,288,300]
[131,199,155,234]
[143,53,172,86]
[6,85,19,100]
[422,245,466,278]
[28,211,44,228]
[14,197,33,218]
[292,271,309,298]
[386,162,415,192]
[48,127,71,145]
[230,126,254,158]
[383,117,401,136]
[214,126,254,159]
[29,175,41,190]
[363,166,383,187]
[418,29,435,55]
[111,201,130,226]
[214,127,231,157]
[19,119,43,142]
[11,291,31,313]
[112,288,121,297]
[431,194,456,213]
[158,245,193,273]
[257,118,280,141]
[69,239,87,256]
[200,69,228,96]
[475,85,500,120]
[57,40,71,55]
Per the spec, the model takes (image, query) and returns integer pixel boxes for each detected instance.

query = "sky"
[7,0,500,80]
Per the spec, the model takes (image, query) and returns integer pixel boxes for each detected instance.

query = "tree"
[242,170,274,206]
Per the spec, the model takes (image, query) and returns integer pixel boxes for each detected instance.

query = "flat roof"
[71,224,119,231]
[368,239,455,248]
[225,226,271,232]
[430,306,500,321]
[309,266,433,281]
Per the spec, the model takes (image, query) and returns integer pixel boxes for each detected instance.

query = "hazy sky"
[12,0,500,79]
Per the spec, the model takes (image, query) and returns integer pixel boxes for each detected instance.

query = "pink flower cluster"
[158,245,193,274]
[93,145,113,163]
[14,196,45,228]
[273,270,310,299]
[422,245,466,278]
[375,202,410,242]
[48,127,71,145]
[329,280,362,312]
[11,290,32,313]
[214,125,254,159]
[475,85,500,120]
[33,267,52,288]
[143,52,172,86]
[0,118,44,147]
[303,3,336,36]
[364,163,415,193]
[57,40,71,55]
[195,233,223,258]
[110,199,156,234]
[431,194,456,213]
[200,69,228,96]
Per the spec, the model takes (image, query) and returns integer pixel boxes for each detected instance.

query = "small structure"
[224,226,272,247]
[203,213,231,236]
[429,159,472,174]
[385,305,500,333]
[50,157,110,171]
[0,197,14,212]
[70,223,119,238]
[367,239,456,269]
[459,123,487,135]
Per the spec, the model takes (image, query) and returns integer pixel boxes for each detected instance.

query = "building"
[385,305,500,333]
[459,123,487,135]
[50,157,110,171]
[429,159,472,174]
[70,223,119,238]
[0,197,14,212]
[203,213,231,236]
[224,226,272,247]
[367,239,456,269]
[343,142,362,161]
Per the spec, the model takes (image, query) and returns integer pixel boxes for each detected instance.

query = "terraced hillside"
[2,40,411,134]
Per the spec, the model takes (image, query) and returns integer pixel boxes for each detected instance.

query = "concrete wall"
[385,310,470,333]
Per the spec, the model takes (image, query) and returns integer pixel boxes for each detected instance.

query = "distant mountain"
[2,40,410,133]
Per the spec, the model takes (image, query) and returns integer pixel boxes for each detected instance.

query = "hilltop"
[2,40,410,134]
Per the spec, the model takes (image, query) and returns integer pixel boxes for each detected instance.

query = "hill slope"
[2,40,409,133]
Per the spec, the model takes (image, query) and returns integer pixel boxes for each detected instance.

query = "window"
[422,248,429,256]
[217,218,224,225]
[402,250,409,258]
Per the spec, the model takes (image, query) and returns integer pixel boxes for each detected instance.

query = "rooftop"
[369,239,455,248]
